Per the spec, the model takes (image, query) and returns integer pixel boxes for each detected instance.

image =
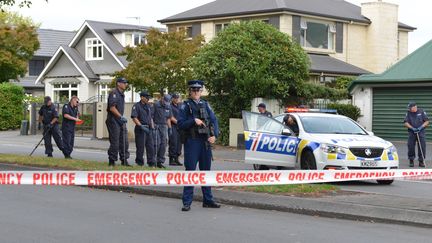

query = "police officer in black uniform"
[106,77,130,166]
[169,93,183,166]
[131,91,155,167]
[152,94,173,168]
[257,103,272,117]
[283,114,299,136]
[38,96,64,157]
[404,102,429,167]
[178,80,220,212]
[62,96,81,159]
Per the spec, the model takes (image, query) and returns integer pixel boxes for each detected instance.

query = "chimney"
[361,1,399,73]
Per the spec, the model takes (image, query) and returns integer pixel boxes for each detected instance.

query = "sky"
[9,0,432,53]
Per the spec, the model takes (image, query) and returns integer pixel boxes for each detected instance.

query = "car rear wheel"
[377,179,394,185]
[253,164,269,170]
[301,150,317,170]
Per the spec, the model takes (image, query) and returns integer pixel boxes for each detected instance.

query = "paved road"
[1,135,432,200]
[0,185,431,243]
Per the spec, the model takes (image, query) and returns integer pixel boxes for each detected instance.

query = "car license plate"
[361,161,378,167]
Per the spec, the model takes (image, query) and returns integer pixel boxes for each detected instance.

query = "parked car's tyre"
[301,150,317,170]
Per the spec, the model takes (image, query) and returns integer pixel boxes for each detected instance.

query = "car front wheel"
[377,179,394,185]
[301,150,317,170]
[253,164,269,170]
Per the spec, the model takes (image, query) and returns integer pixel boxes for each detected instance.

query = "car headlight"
[387,145,397,154]
[320,144,347,154]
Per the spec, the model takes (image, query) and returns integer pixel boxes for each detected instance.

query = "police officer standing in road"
[169,93,183,166]
[38,96,64,157]
[131,91,155,167]
[106,77,130,167]
[61,96,81,159]
[257,103,272,117]
[404,102,429,167]
[178,80,220,212]
[152,94,173,168]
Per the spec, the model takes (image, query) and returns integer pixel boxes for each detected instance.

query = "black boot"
[203,201,221,208]
[409,160,414,167]
[47,153,53,158]
[174,157,183,166]
[169,157,176,166]
[121,160,131,167]
[419,161,425,168]
[108,160,115,167]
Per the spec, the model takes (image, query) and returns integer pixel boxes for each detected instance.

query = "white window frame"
[132,32,147,46]
[99,83,110,102]
[85,38,104,61]
[53,84,79,103]
[300,18,336,52]
[215,22,230,35]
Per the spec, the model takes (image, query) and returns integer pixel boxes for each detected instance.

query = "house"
[159,0,415,83]
[349,39,432,141]
[36,20,163,103]
[11,29,75,97]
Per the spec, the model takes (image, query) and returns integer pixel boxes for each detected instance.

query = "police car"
[242,109,399,185]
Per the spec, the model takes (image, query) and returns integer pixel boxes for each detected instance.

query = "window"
[99,84,110,102]
[215,23,230,35]
[29,60,45,76]
[133,33,146,46]
[178,26,193,38]
[53,84,79,103]
[300,19,336,50]
[85,38,103,60]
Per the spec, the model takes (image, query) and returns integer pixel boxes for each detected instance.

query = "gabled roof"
[69,20,163,68]
[36,45,98,83]
[35,29,75,57]
[348,39,432,92]
[309,54,370,76]
[159,0,415,30]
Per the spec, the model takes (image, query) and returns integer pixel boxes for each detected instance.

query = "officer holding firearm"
[178,80,220,212]
[38,96,64,157]
[131,91,155,167]
[61,96,81,159]
[152,94,173,168]
[106,77,130,167]
[404,101,429,167]
[169,93,183,166]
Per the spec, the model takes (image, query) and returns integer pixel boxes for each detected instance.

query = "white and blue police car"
[242,109,399,184]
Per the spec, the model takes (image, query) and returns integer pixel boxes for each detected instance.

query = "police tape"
[1,169,432,186]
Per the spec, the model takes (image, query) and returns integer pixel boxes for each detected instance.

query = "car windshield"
[300,116,367,135]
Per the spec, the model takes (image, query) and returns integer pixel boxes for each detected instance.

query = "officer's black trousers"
[154,124,168,164]
[43,125,63,155]
[106,119,129,162]
[169,125,182,158]
[62,126,75,156]
[408,132,426,161]
[134,126,155,166]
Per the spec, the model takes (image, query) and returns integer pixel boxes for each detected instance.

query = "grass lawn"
[233,184,339,195]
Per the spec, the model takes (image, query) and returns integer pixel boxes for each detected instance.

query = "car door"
[242,111,299,167]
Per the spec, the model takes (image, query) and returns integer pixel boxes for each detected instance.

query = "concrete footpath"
[1,131,432,227]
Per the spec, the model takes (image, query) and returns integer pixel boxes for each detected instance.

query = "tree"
[0,0,44,10]
[191,21,310,144]
[116,28,204,94]
[0,11,39,82]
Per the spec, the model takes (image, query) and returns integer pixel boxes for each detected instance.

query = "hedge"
[327,103,361,121]
[0,83,25,130]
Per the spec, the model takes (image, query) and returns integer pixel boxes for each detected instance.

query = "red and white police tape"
[1,169,432,186]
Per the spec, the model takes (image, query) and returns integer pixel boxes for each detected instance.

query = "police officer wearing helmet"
[152,94,173,168]
[178,80,220,212]
[38,96,64,157]
[257,103,272,118]
[131,91,155,167]
[404,101,429,167]
[106,77,130,167]
[169,92,183,166]
[61,96,81,159]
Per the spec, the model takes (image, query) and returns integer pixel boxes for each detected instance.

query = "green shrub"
[327,103,361,121]
[0,83,25,130]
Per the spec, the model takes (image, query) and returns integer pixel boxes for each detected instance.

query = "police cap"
[139,91,151,99]
[188,80,204,88]
[116,77,128,84]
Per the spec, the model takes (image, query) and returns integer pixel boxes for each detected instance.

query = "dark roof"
[11,77,44,88]
[348,39,432,92]
[159,0,415,30]
[309,53,370,76]
[81,20,165,67]
[35,29,75,57]
[61,45,99,80]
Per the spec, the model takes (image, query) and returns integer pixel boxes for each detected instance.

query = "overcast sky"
[10,0,432,53]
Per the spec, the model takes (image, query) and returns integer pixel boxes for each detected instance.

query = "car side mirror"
[367,131,374,136]
[282,128,291,136]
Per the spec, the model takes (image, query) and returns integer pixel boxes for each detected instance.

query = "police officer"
[283,114,299,136]
[152,94,173,168]
[404,102,429,167]
[61,96,81,159]
[178,80,220,212]
[131,91,155,167]
[38,96,64,157]
[169,93,183,166]
[257,103,272,117]
[106,77,130,167]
